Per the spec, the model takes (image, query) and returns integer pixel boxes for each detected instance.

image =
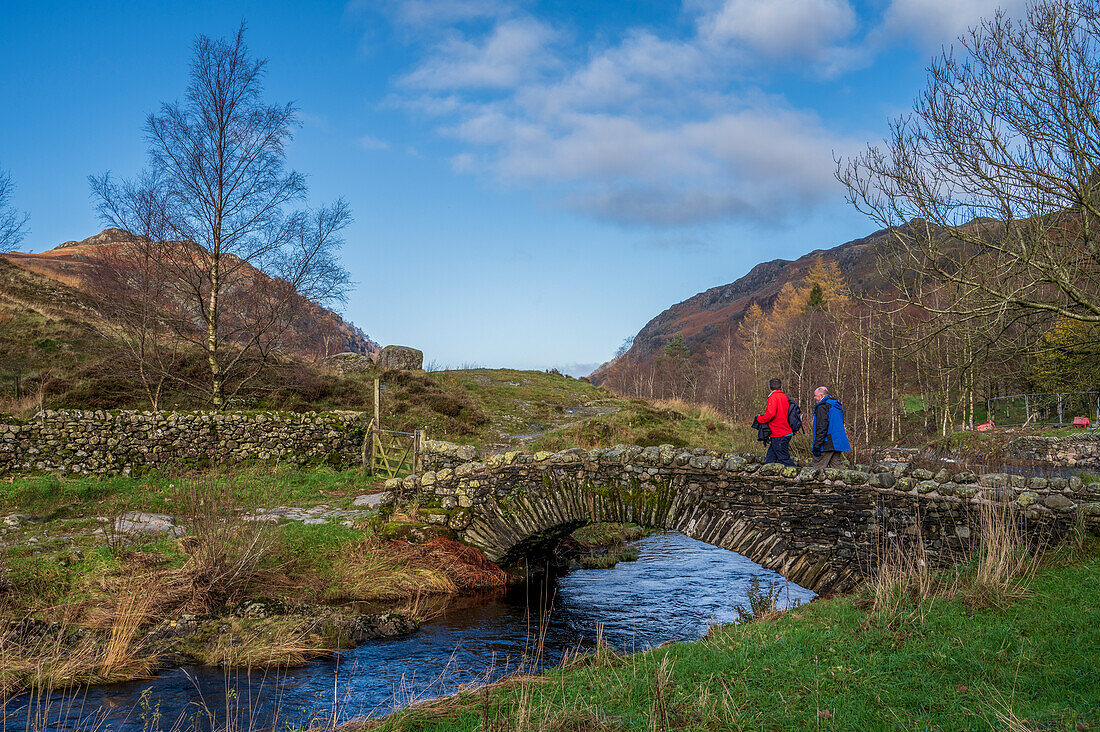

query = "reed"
[965,501,1038,608]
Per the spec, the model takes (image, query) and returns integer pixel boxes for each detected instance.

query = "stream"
[3,532,815,731]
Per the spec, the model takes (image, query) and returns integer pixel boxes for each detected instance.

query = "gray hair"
[815,386,829,395]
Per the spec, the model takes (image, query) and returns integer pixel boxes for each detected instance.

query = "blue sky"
[0,0,1024,374]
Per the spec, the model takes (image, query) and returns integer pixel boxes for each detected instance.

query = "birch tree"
[90,25,351,408]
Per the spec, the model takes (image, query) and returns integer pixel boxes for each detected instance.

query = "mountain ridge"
[592,225,894,382]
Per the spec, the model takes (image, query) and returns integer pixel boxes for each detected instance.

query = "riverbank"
[0,467,657,694]
[0,466,510,693]
[361,539,1100,731]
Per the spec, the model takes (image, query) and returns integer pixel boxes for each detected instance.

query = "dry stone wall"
[386,444,1100,594]
[420,439,480,472]
[1006,433,1100,468]
[0,409,371,475]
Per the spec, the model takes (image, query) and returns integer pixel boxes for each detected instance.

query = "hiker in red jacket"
[756,377,796,467]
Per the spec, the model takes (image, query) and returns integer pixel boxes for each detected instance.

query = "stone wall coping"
[386,442,1098,511]
[0,408,371,423]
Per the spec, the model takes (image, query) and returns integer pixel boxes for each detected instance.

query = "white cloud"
[472,106,851,226]
[701,0,858,59]
[878,0,1028,46]
[450,151,477,171]
[364,0,513,28]
[358,134,391,150]
[390,9,858,228]
[401,17,560,89]
[515,31,710,116]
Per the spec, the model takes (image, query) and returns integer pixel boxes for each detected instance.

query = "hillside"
[591,226,893,383]
[0,229,377,411]
[1,228,376,357]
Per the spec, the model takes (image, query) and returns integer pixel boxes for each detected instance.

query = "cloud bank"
[367,0,1026,230]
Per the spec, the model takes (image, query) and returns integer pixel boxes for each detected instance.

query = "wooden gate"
[363,419,421,478]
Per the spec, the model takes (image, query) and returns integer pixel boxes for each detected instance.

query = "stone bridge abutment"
[388,445,1099,594]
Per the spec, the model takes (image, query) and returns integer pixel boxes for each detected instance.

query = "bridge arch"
[459,474,861,593]
[390,445,1089,595]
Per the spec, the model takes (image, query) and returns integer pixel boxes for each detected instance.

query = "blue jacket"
[812,396,851,453]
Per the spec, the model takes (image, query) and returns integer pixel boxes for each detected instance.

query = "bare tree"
[90,24,351,408]
[838,0,1100,343]
[0,165,29,251]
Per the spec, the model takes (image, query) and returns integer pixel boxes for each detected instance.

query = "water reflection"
[3,532,814,730]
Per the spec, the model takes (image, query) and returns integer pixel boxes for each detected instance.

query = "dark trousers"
[765,435,796,467]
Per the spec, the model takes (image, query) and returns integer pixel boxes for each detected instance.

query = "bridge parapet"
[384,444,1099,593]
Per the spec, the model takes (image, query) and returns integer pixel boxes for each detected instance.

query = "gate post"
[362,417,375,474]
[374,378,381,429]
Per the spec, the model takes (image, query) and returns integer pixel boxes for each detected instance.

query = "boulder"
[352,493,388,508]
[323,352,376,375]
[376,345,424,371]
[114,511,183,537]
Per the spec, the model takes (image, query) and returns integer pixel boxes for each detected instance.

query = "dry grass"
[90,480,285,626]
[170,477,286,613]
[868,532,937,622]
[0,583,159,694]
[867,499,1042,620]
[98,578,159,682]
[330,537,508,603]
[965,501,1038,608]
[198,617,338,669]
[651,398,726,424]
[0,371,52,417]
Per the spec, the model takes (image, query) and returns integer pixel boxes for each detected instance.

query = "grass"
[0,463,378,517]
[570,523,653,547]
[361,536,1100,731]
[565,523,653,570]
[0,577,160,693]
[526,399,760,454]
[0,467,511,692]
[427,368,619,448]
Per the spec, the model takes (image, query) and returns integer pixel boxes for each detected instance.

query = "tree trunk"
[207,261,223,409]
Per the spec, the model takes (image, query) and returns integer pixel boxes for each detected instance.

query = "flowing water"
[3,532,815,730]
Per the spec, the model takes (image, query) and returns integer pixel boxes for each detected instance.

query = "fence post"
[1058,393,1064,425]
[1024,394,1030,422]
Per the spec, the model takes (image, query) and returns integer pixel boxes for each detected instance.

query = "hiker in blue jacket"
[811,386,851,469]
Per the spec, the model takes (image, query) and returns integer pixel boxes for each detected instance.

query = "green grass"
[0,466,381,618]
[570,523,654,548]
[429,368,616,444]
[366,547,1100,731]
[278,520,369,591]
[0,464,377,517]
[526,399,761,453]
[900,393,926,414]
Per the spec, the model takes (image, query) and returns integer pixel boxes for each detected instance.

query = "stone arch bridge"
[387,445,1098,594]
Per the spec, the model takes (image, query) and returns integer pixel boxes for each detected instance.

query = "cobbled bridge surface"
[388,445,1100,594]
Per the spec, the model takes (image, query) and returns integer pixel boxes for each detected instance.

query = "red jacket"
[757,390,793,438]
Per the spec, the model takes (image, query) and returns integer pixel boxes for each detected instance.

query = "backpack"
[787,401,804,433]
